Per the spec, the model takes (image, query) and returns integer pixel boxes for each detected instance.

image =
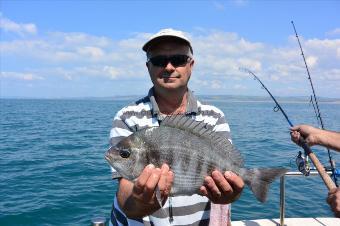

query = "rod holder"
[91,217,107,226]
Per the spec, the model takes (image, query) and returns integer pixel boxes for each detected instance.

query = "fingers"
[327,188,340,217]
[204,175,222,200]
[134,164,173,203]
[134,164,155,193]
[165,170,174,194]
[328,188,338,196]
[224,171,244,193]
[199,186,208,196]
[290,125,300,132]
[158,164,174,197]
[157,164,168,191]
[290,130,300,142]
[213,171,232,194]
[327,193,333,205]
[200,170,244,204]
[144,168,161,200]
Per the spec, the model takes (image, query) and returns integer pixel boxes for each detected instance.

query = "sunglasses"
[148,55,191,67]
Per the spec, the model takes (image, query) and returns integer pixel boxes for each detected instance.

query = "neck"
[154,88,188,115]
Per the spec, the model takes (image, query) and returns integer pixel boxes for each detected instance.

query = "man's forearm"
[318,130,340,152]
[117,178,158,218]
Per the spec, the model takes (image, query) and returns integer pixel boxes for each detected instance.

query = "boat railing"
[91,170,336,226]
[279,170,334,226]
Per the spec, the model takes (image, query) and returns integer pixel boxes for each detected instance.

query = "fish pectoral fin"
[111,171,123,180]
[155,186,171,221]
[155,186,163,208]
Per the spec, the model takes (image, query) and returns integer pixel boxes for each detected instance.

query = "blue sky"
[1,0,340,98]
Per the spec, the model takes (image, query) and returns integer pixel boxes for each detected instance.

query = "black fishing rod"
[291,21,338,187]
[240,68,336,191]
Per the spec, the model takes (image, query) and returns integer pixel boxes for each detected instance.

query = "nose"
[164,61,175,72]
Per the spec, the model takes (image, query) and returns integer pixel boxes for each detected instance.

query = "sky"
[1,0,340,98]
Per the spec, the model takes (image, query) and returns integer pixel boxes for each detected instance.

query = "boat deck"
[232,217,340,226]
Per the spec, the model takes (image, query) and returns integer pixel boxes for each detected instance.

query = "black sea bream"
[105,115,287,202]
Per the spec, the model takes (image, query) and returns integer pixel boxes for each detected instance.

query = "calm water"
[0,98,339,225]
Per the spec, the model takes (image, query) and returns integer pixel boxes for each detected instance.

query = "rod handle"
[308,152,336,190]
[299,139,337,190]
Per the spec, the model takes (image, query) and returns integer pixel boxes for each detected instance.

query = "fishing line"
[291,21,338,187]
[309,96,320,127]
[240,67,337,190]
[239,68,293,127]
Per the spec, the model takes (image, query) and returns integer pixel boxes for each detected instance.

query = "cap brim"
[142,35,191,52]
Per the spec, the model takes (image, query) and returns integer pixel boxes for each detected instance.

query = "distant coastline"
[2,95,340,104]
[199,95,340,104]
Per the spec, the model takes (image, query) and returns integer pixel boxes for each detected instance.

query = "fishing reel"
[296,151,311,176]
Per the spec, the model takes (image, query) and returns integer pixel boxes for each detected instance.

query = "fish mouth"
[104,151,113,164]
[105,147,118,165]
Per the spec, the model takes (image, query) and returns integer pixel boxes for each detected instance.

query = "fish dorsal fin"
[161,115,212,137]
[161,115,243,165]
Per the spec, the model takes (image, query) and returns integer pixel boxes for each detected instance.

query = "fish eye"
[119,149,131,158]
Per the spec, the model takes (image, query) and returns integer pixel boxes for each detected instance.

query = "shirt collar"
[148,87,198,117]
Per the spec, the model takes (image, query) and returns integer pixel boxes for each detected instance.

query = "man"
[109,28,244,226]
[291,124,340,217]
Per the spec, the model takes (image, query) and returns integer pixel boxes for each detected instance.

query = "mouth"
[161,74,180,79]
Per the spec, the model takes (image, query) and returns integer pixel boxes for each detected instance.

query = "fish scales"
[105,115,287,202]
[146,126,227,192]
[144,126,217,194]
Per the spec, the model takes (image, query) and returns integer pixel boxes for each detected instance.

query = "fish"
[105,115,287,202]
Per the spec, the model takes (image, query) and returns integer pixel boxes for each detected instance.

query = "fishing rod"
[240,68,336,191]
[291,21,338,187]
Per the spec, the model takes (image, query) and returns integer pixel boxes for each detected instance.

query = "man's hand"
[199,170,244,204]
[291,125,340,152]
[327,188,340,218]
[290,124,321,147]
[117,164,174,218]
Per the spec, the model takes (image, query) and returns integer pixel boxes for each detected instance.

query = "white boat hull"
[232,217,340,226]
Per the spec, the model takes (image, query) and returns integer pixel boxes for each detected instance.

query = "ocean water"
[0,98,339,225]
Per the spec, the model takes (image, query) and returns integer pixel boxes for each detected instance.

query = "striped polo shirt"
[109,88,232,226]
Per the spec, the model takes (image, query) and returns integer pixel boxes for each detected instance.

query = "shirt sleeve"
[110,193,145,226]
[212,111,232,143]
[109,111,133,147]
[109,111,134,173]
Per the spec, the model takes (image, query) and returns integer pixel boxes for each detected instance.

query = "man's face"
[146,41,194,93]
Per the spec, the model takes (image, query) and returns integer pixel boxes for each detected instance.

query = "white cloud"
[326,28,340,36]
[1,23,339,97]
[211,80,223,89]
[319,69,340,81]
[1,72,44,81]
[191,78,224,90]
[76,46,105,60]
[0,15,37,35]
[212,1,225,11]
[233,84,247,90]
[306,56,318,68]
[237,58,262,71]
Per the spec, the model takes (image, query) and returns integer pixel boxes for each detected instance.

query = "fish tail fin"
[243,168,288,203]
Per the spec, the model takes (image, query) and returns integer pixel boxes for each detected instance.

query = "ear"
[146,62,152,74]
[189,59,195,69]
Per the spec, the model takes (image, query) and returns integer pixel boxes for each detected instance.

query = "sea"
[1,97,339,225]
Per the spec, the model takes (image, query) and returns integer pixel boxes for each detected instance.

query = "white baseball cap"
[142,28,193,53]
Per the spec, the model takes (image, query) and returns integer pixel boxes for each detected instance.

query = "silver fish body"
[105,115,287,202]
